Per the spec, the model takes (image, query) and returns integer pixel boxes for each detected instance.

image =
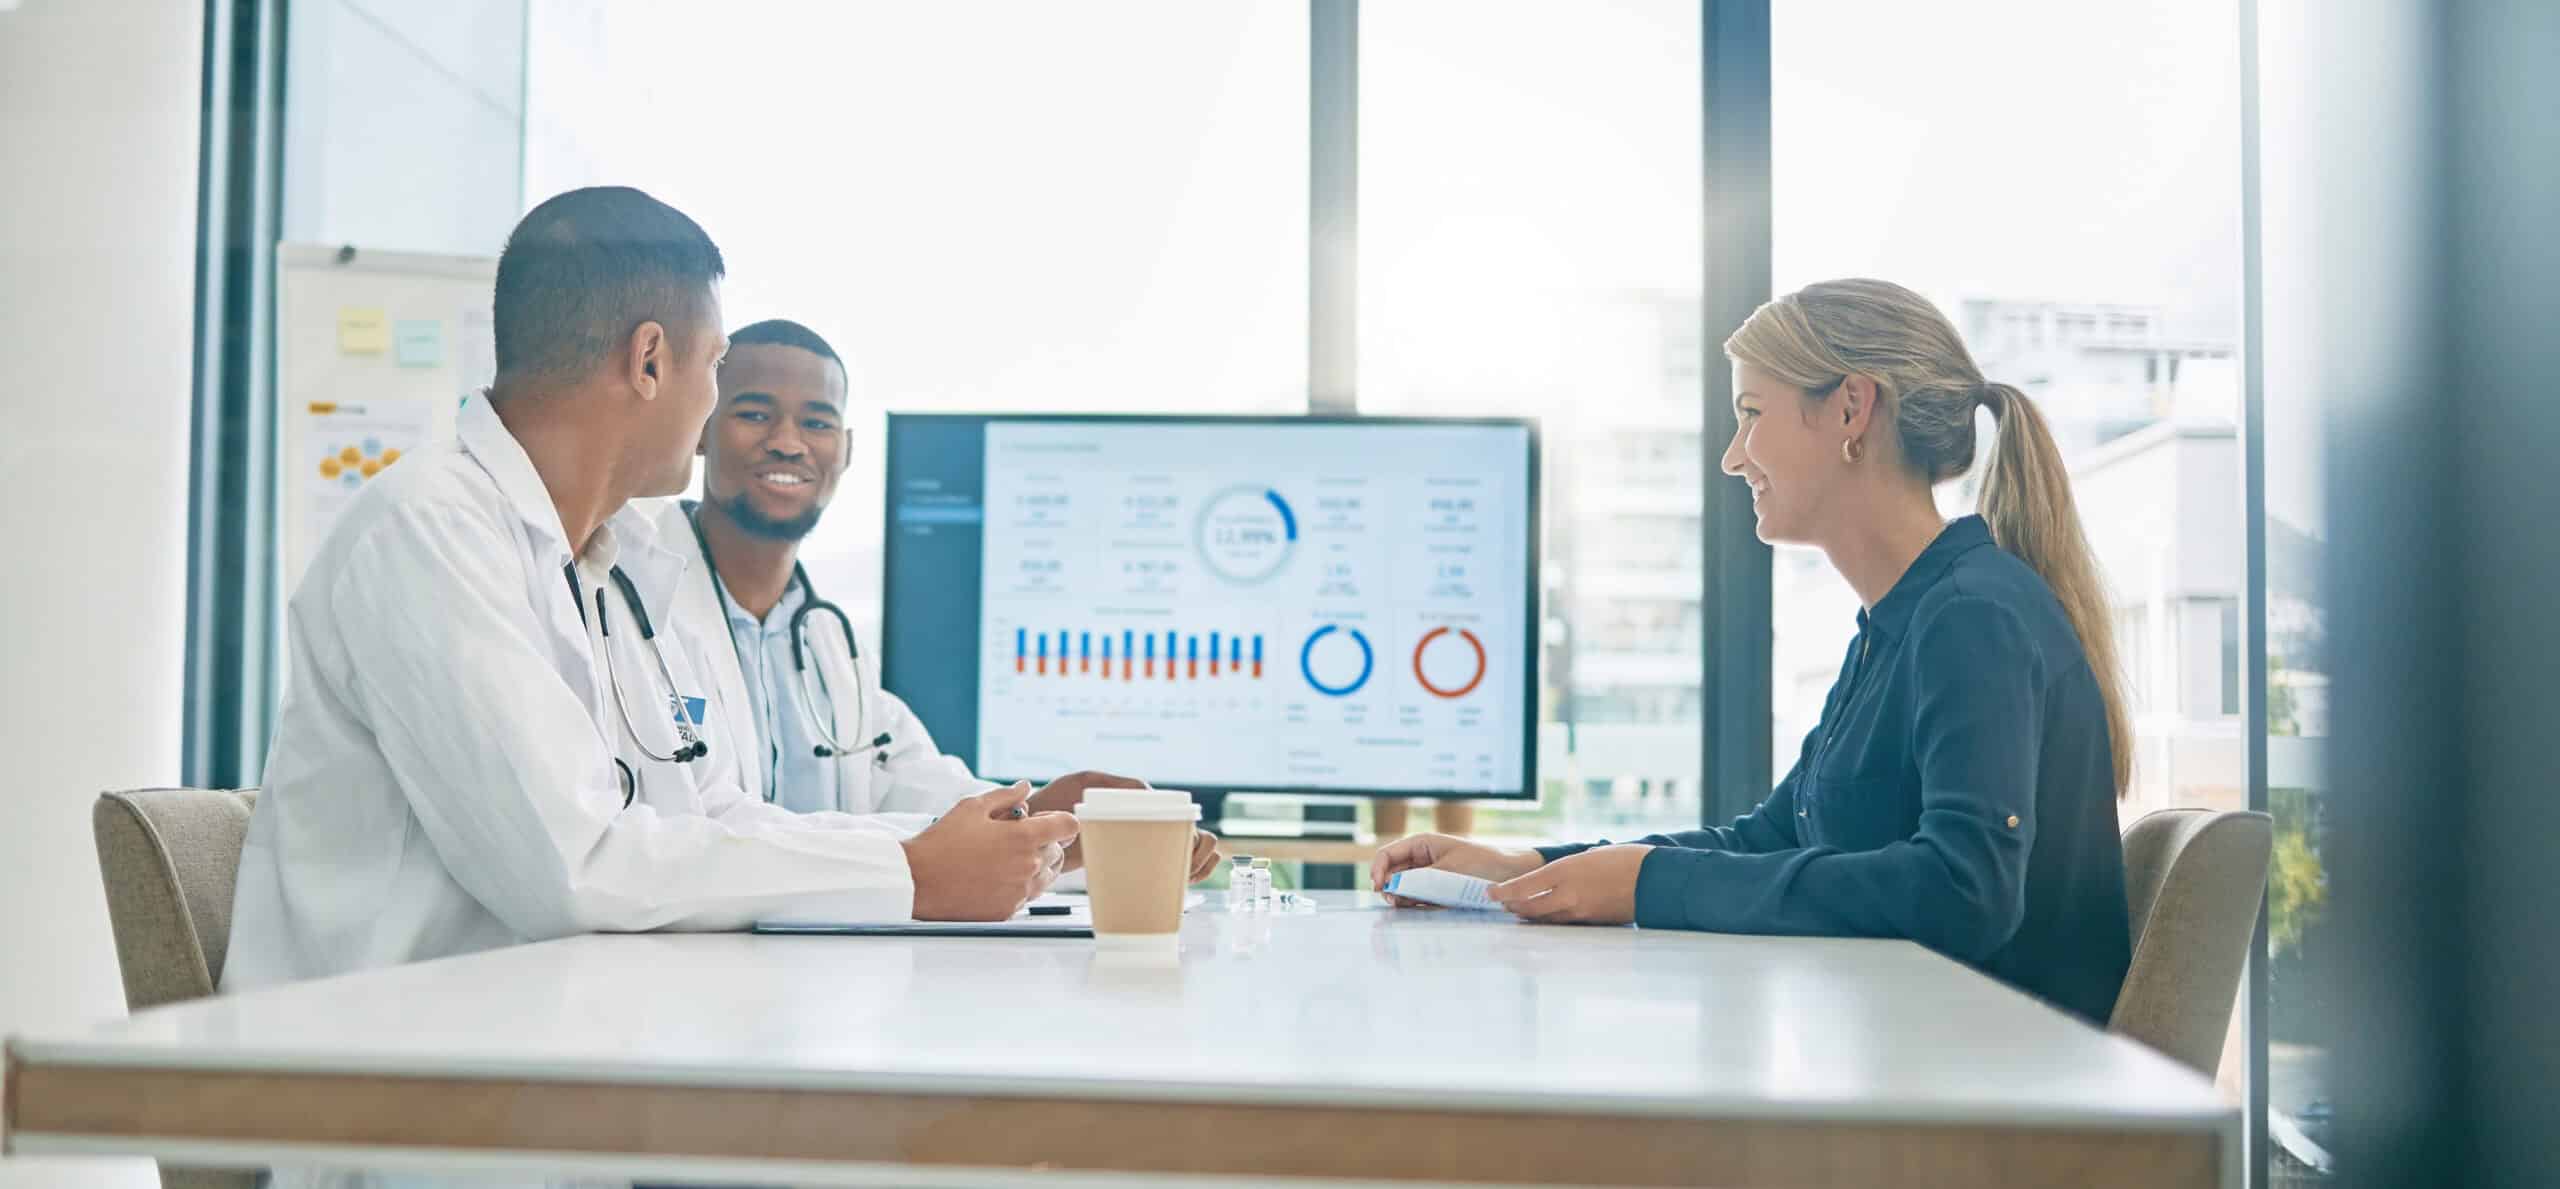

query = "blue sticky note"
[395,320,443,367]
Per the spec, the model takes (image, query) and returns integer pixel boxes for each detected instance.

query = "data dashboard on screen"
[880,415,1538,799]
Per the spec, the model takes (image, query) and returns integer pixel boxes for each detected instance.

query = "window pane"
[283,0,526,256]
[1772,0,2249,1086]
[1359,0,1704,839]
[525,0,1309,640]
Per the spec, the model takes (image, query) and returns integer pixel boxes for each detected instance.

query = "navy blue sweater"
[1543,516,2132,1026]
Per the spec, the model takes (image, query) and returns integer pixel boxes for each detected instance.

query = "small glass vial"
[1227,855,1256,911]
[1250,857,1276,911]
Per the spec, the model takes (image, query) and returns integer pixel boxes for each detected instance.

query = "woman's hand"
[1369,832,1545,904]
[1490,844,1653,925]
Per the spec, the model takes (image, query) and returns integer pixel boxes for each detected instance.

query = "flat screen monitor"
[881,414,1539,800]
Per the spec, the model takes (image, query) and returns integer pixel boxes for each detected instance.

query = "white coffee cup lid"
[1074,788,1201,822]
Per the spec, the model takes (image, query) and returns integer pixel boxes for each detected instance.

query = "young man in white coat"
[667,319,1221,881]
[225,188,1078,994]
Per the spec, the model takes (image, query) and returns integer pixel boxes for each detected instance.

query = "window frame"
[193,4,2276,1182]
[184,0,286,789]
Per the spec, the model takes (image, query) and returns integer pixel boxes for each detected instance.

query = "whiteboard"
[275,242,497,587]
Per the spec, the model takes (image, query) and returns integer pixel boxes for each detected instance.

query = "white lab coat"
[647,499,994,823]
[224,396,921,995]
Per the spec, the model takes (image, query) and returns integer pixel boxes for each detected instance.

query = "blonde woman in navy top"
[1375,278,2135,1025]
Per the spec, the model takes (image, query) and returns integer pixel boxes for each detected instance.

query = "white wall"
[0,0,201,1184]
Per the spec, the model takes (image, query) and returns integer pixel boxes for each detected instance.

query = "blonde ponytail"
[1977,381,2133,797]
[1726,279,2133,796]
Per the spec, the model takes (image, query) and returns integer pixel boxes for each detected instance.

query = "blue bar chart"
[1008,628,1267,681]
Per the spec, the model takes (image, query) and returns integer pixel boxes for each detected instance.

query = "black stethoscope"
[564,561,710,808]
[685,506,892,778]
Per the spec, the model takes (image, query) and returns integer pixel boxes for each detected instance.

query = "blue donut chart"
[1298,624,1374,697]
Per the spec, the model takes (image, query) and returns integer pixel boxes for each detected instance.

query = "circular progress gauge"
[1411,627,1487,699]
[1298,625,1374,697]
[1195,485,1298,585]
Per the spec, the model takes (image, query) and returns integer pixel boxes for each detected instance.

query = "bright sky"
[1772,0,2243,331]
[521,0,2300,635]
[527,0,1309,415]
[524,0,2249,409]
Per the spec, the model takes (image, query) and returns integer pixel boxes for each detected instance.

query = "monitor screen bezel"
[881,411,1543,802]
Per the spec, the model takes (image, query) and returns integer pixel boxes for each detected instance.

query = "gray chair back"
[92,787,259,1011]
[2110,807,2274,1076]
[91,787,265,1189]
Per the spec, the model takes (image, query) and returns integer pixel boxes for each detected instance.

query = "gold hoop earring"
[1842,438,1862,464]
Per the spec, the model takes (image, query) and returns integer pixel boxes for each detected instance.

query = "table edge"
[4,1038,2237,1132]
[5,1061,2233,1188]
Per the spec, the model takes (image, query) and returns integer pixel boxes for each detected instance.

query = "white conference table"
[5,894,2237,1187]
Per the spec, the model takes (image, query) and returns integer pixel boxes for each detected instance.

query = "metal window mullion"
[2237,0,2272,1184]
[182,0,285,789]
[1701,0,1774,827]
[242,0,284,780]
[182,0,238,786]
[1310,0,1356,415]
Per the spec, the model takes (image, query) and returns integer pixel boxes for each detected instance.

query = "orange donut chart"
[1412,626,1486,699]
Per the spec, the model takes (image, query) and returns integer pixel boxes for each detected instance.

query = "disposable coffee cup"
[1074,788,1200,945]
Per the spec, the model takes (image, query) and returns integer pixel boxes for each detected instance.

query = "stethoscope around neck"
[686,506,892,779]
[563,561,710,808]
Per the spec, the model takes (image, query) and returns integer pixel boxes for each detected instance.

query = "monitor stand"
[1205,795,1479,842]
[1371,799,1477,838]
[1201,792,1358,843]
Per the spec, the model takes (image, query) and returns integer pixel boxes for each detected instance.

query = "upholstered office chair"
[2109,808,2274,1076]
[92,787,261,1189]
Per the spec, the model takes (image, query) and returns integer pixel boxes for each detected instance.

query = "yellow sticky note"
[338,307,389,354]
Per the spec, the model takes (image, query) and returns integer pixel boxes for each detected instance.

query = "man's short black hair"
[725,318,845,378]
[492,186,726,381]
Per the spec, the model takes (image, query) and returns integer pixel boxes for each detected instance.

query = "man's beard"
[721,489,825,541]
